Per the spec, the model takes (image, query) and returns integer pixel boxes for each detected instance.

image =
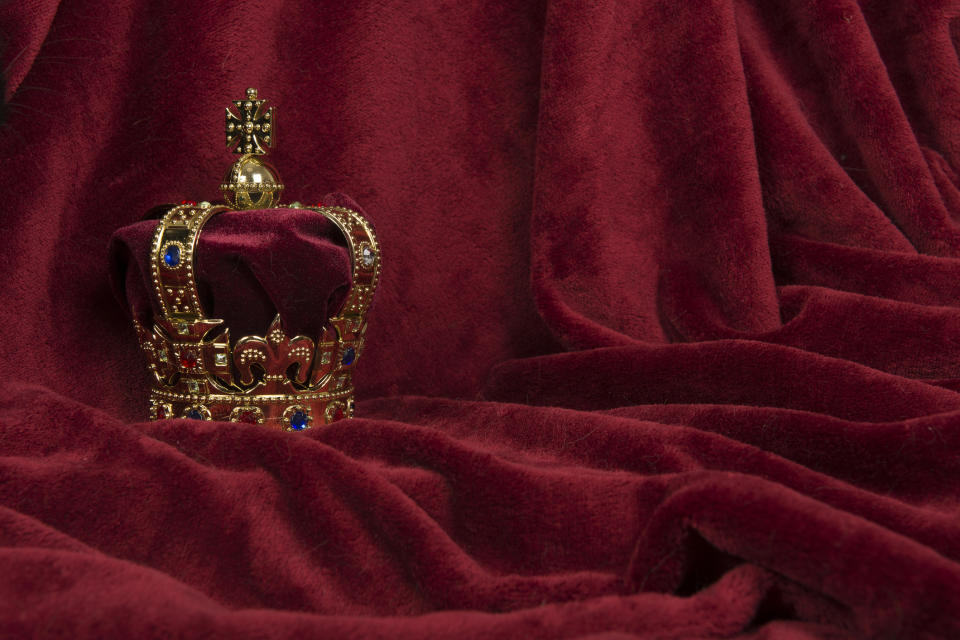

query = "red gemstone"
[156,406,167,419]
[332,407,345,421]
[238,410,258,424]
[180,350,197,368]
[181,199,197,206]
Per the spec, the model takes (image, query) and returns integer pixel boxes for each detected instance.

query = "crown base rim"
[150,387,354,429]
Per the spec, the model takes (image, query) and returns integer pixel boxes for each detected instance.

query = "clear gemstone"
[158,350,168,363]
[214,353,228,367]
[186,379,199,393]
[360,245,375,267]
[177,323,190,335]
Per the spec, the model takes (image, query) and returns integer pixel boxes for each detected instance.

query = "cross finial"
[225,87,274,155]
[221,88,283,209]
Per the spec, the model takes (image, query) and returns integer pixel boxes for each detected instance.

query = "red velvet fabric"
[109,201,355,339]
[2,0,960,637]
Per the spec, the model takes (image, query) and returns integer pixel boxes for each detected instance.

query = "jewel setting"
[283,405,311,431]
[360,244,376,268]
[184,405,211,420]
[180,350,198,368]
[289,410,309,430]
[341,346,356,366]
[230,406,264,424]
[161,242,183,269]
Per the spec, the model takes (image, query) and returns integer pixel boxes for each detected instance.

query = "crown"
[132,88,381,430]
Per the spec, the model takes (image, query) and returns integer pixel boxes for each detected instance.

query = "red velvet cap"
[108,194,363,340]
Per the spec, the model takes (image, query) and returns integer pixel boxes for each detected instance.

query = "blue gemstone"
[341,346,356,366]
[163,244,181,267]
[289,410,309,431]
[186,409,204,420]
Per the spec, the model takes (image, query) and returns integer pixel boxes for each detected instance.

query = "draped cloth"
[2,0,960,637]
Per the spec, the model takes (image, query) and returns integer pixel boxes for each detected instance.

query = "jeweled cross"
[225,88,274,155]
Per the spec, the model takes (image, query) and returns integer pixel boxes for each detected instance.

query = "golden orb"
[221,154,284,210]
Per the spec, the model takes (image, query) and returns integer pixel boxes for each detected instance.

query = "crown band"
[152,204,230,323]
[136,201,381,430]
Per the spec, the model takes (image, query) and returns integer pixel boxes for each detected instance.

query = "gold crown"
[133,89,381,430]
